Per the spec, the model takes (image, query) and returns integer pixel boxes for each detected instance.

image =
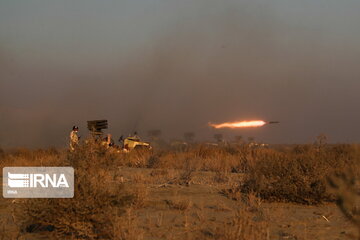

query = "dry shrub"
[67,138,119,168]
[166,199,193,211]
[0,148,66,171]
[221,188,242,202]
[213,171,230,183]
[175,169,194,186]
[194,145,246,173]
[112,209,144,240]
[214,209,269,240]
[150,169,168,177]
[14,174,132,239]
[124,149,153,168]
[13,140,145,239]
[128,184,148,209]
[242,144,356,204]
[146,151,166,168]
[131,172,148,183]
[245,192,263,213]
[149,144,250,174]
[0,216,18,240]
[148,169,175,184]
[328,168,360,239]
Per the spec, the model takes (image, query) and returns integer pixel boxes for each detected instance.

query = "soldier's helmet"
[72,126,79,131]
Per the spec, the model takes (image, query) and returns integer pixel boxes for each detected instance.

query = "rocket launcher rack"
[87,120,108,135]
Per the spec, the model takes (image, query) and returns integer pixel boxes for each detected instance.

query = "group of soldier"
[69,125,139,152]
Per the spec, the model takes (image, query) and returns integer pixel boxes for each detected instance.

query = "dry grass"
[241,144,359,204]
[112,208,144,240]
[328,168,360,239]
[214,209,269,240]
[1,138,359,239]
[117,143,359,204]
[166,199,193,212]
[7,140,148,239]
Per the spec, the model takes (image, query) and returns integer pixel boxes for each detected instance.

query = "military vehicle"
[123,136,151,152]
[87,120,151,152]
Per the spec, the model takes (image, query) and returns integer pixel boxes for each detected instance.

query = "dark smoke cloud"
[1,0,360,148]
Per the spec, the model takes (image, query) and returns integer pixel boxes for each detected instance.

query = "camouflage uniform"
[69,130,79,151]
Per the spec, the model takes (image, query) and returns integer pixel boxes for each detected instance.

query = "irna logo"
[8,172,69,188]
[3,167,74,198]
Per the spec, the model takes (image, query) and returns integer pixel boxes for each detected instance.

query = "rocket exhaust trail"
[208,120,280,129]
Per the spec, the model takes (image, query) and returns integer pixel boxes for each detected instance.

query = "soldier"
[118,135,124,148]
[101,134,114,149]
[133,131,140,140]
[69,126,79,152]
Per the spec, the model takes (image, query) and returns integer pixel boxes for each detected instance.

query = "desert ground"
[0,139,359,240]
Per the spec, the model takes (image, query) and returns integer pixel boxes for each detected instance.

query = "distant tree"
[315,134,328,151]
[315,134,328,146]
[235,135,243,143]
[147,129,162,140]
[184,132,195,143]
[247,137,255,143]
[214,134,223,143]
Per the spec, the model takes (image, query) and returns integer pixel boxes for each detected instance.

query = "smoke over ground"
[0,0,360,148]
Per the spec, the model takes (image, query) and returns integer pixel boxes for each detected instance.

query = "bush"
[241,144,357,204]
[13,140,141,239]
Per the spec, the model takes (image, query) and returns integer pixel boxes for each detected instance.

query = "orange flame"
[209,120,266,129]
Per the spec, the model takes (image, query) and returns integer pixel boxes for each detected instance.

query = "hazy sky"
[1,0,360,148]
